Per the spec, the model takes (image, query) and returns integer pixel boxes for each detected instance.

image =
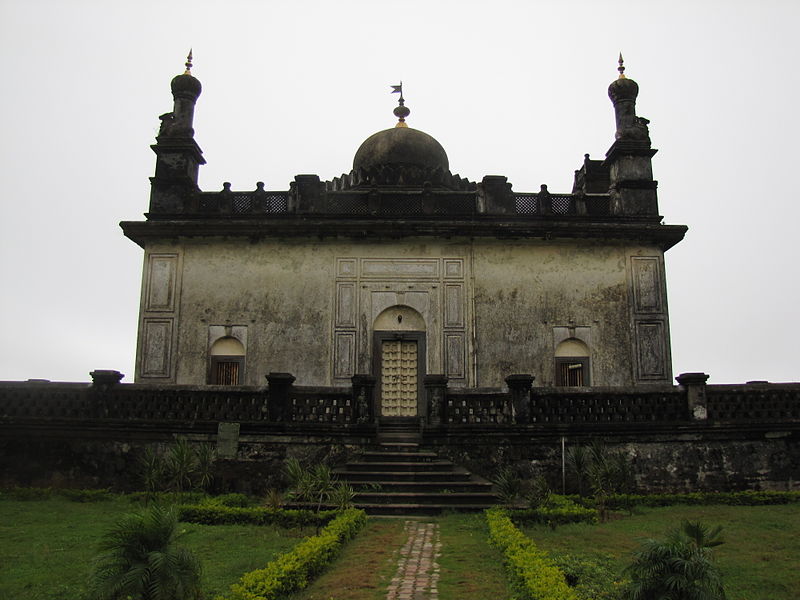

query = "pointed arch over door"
[373,306,426,419]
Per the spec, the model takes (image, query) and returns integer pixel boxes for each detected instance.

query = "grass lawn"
[520,503,800,600]
[0,497,305,600]
[293,513,512,600]
[437,512,513,600]
[292,518,408,600]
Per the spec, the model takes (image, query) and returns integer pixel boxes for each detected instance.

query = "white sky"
[1,0,798,385]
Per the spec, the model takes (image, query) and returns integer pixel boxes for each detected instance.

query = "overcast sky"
[1,0,797,385]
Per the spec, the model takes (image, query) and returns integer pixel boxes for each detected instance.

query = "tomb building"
[121,55,687,419]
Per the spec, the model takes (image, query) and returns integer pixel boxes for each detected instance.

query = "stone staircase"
[334,419,497,516]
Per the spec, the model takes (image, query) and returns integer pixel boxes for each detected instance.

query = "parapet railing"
[153,189,613,218]
[706,384,800,421]
[530,387,687,424]
[1,375,798,427]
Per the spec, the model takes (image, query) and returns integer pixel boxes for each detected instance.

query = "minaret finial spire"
[617,52,626,79]
[391,81,410,128]
[184,49,193,75]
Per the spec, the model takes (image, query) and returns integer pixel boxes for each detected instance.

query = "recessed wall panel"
[632,257,662,314]
[146,254,178,311]
[334,331,356,378]
[445,333,466,379]
[141,318,173,378]
[636,320,667,379]
[336,283,356,327]
[444,284,464,328]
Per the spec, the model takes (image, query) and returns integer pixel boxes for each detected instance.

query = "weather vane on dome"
[391,82,410,128]
[184,49,193,75]
[617,52,626,79]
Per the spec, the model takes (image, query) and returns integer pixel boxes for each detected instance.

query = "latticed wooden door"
[380,340,418,416]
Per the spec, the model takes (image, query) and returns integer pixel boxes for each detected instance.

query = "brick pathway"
[386,521,441,600]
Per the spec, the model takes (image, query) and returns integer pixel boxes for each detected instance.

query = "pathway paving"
[386,521,442,600]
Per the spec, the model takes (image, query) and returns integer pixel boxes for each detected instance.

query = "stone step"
[375,442,421,452]
[354,491,497,505]
[343,460,455,472]
[357,502,496,516]
[333,469,473,482]
[347,480,492,493]
[376,433,421,444]
[360,451,438,462]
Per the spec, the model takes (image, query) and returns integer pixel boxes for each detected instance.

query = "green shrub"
[492,466,523,505]
[1,487,114,502]
[59,488,114,502]
[177,504,338,528]
[524,475,552,509]
[510,495,599,528]
[486,507,578,600]
[550,553,625,600]
[624,521,726,600]
[0,486,53,500]
[219,508,367,600]
[204,493,254,508]
[572,490,800,511]
[88,504,202,600]
[127,490,207,506]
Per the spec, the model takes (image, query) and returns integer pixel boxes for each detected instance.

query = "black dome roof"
[353,126,449,173]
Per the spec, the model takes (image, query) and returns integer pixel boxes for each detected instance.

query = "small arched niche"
[374,305,426,332]
[555,338,589,358]
[209,336,245,385]
[210,337,245,356]
[554,338,590,386]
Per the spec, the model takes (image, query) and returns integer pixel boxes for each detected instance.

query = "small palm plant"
[166,438,197,493]
[311,464,336,511]
[194,443,216,492]
[565,445,590,496]
[328,482,356,511]
[625,520,726,600]
[88,505,202,600]
[284,457,315,503]
[139,447,165,499]
[492,466,522,506]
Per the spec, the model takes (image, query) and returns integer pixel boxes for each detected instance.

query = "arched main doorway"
[373,306,426,419]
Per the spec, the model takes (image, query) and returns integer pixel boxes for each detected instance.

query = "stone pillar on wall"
[506,374,534,424]
[90,370,125,389]
[676,372,710,421]
[266,372,296,422]
[424,375,448,425]
[351,374,376,424]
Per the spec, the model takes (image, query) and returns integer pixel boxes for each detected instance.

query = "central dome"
[353,127,449,173]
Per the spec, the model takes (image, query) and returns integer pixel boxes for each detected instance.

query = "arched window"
[209,337,245,385]
[555,338,590,387]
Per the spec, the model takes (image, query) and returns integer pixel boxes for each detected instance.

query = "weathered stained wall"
[2,424,796,494]
[471,240,670,386]
[134,236,671,388]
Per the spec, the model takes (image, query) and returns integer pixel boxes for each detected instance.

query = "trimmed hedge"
[178,504,338,528]
[128,490,207,505]
[511,495,599,528]
[486,507,578,600]
[0,487,113,502]
[218,508,367,600]
[571,490,800,511]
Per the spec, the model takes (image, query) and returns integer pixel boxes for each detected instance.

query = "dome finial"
[391,81,410,128]
[184,49,193,75]
[617,52,626,79]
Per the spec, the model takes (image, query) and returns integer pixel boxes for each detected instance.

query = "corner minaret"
[604,54,659,216]
[148,51,206,214]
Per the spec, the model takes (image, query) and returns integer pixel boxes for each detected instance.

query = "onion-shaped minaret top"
[171,49,202,100]
[608,53,639,103]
